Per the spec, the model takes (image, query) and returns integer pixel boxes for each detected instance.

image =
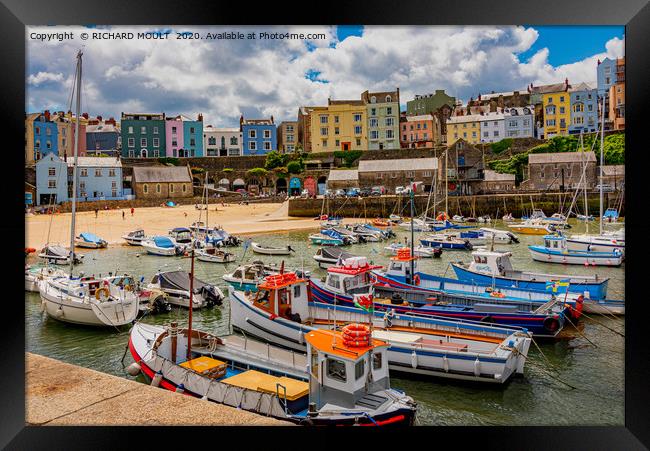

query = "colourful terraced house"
[166,114,204,157]
[541,80,571,138]
[121,112,166,158]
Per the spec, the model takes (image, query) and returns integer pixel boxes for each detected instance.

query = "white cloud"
[25,25,624,126]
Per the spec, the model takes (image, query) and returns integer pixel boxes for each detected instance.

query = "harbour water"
[25,220,624,426]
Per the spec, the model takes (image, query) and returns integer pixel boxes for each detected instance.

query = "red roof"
[328,263,383,275]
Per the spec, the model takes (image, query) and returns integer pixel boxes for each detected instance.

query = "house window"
[48,167,56,176]
[334,127,340,135]
[321,128,328,136]
[249,130,256,139]
[320,115,328,124]
[153,127,159,134]
[230,136,238,145]
[143,184,148,194]
[128,150,135,157]
[370,130,379,139]
[141,138,147,147]
[112,190,117,198]
[128,126,133,133]
[386,117,394,126]
[322,140,328,147]
[386,130,394,139]
[141,126,146,134]
[190,138,196,146]
[264,142,271,150]
[35,127,40,135]
[335,140,340,147]
[263,130,271,139]
[128,138,135,147]
[370,118,378,127]
[80,169,88,177]
[370,108,376,116]
[354,126,362,135]
[46,128,51,136]
[172,126,177,134]
[170,184,174,193]
[386,106,392,115]
[111,181,117,189]
[376,173,382,179]
[354,114,362,122]
[153,138,160,147]
[79,181,85,189]
[493,131,499,137]
[208,137,216,145]
[182,184,187,193]
[423,171,431,177]
[95,169,102,177]
[156,184,161,193]
[356,138,361,146]
[483,131,489,138]
[190,127,195,134]
[46,141,51,149]
[48,180,56,189]
[559,96,565,102]
[334,116,339,123]
[249,142,257,151]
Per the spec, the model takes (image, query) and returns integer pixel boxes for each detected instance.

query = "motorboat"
[74,232,108,249]
[313,247,356,268]
[39,274,139,327]
[308,229,349,246]
[141,236,184,256]
[385,243,442,258]
[122,229,148,246]
[528,234,623,266]
[169,227,193,248]
[128,322,416,425]
[350,224,383,242]
[602,208,619,223]
[502,213,515,222]
[196,246,237,263]
[451,249,610,300]
[478,228,519,244]
[252,242,295,256]
[229,270,533,384]
[25,264,66,292]
[325,227,359,244]
[388,214,402,223]
[420,234,473,250]
[566,233,625,254]
[38,245,84,266]
[508,220,555,235]
[147,270,224,309]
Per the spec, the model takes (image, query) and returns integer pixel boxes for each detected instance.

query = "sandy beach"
[25,201,339,250]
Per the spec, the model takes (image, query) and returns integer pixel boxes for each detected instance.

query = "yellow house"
[541,90,570,137]
[446,114,482,145]
[309,100,367,152]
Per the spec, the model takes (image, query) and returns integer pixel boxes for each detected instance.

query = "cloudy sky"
[26,25,624,127]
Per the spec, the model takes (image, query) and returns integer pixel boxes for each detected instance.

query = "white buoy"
[443,355,449,372]
[474,358,481,377]
[151,371,163,387]
[175,384,185,394]
[126,362,141,376]
[410,351,418,369]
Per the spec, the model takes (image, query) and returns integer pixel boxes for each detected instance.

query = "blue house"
[240,115,276,156]
[35,153,126,205]
[32,113,59,161]
[597,58,617,96]
[35,152,69,205]
[86,121,121,156]
[183,114,204,157]
[569,82,599,135]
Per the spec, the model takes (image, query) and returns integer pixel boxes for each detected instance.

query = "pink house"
[400,114,438,148]
[165,115,186,157]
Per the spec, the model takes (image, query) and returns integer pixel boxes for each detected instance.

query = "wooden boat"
[147,270,224,309]
[122,229,147,246]
[229,270,532,384]
[508,220,555,235]
[528,234,623,266]
[451,249,610,300]
[372,218,390,227]
[196,247,236,263]
[128,322,416,425]
[251,242,295,256]
[74,232,108,248]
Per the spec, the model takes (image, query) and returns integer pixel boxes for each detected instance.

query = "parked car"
[371,186,386,196]
[334,189,347,198]
[595,184,614,193]
[359,188,372,197]
[346,188,360,197]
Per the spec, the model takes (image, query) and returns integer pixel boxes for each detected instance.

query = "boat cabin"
[543,234,568,251]
[305,329,390,409]
[127,229,145,239]
[169,227,193,244]
[530,209,547,220]
[325,257,382,297]
[385,248,420,281]
[467,250,514,276]
[251,273,311,322]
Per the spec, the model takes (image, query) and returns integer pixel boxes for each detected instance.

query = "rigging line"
[563,314,598,348]
[577,310,624,337]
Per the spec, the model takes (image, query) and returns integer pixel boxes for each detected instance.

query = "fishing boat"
[74,232,108,249]
[419,234,473,250]
[308,229,349,246]
[502,213,515,222]
[351,224,384,242]
[38,245,84,265]
[207,228,242,247]
[196,247,237,263]
[251,242,295,256]
[372,218,390,227]
[441,230,486,245]
[128,322,416,425]
[528,234,623,266]
[122,229,148,246]
[147,270,224,309]
[314,254,575,338]
[229,271,532,383]
[565,233,625,254]
[25,265,66,292]
[451,249,610,300]
[385,242,442,258]
[398,218,427,232]
[602,208,619,223]
[388,214,402,223]
[141,236,184,256]
[508,220,555,235]
[313,247,356,267]
[222,262,281,292]
[326,226,360,244]
[478,228,520,244]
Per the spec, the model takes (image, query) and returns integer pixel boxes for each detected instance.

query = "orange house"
[400,114,438,148]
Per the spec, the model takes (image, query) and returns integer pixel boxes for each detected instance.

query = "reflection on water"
[25,220,624,425]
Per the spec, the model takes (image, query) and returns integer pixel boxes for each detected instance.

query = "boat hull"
[566,237,625,254]
[528,246,623,266]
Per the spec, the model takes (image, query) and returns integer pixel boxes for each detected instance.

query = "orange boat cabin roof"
[304,329,387,360]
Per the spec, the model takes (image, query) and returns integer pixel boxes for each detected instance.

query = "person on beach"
[131,207,134,216]
[94,208,98,218]
[122,210,125,220]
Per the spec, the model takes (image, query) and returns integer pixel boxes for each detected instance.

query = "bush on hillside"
[334,150,363,167]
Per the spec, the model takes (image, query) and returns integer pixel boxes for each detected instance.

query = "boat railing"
[276,383,288,414]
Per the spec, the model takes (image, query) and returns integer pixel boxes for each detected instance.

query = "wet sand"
[25,201,343,250]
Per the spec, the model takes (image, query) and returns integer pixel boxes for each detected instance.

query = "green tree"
[264,151,288,170]
[287,160,304,174]
[247,167,269,177]
[222,168,234,173]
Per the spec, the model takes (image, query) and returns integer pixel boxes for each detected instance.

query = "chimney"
[63,153,67,162]
[198,113,203,122]
[270,115,274,124]
[597,59,601,65]
[44,110,50,121]
[564,78,569,91]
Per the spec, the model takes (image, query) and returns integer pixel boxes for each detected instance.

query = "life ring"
[490,291,506,298]
[341,324,371,347]
[543,316,560,333]
[413,274,421,286]
[95,287,110,301]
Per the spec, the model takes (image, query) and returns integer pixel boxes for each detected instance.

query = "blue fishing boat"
[429,220,476,232]
[309,252,576,337]
[602,208,619,223]
[528,234,623,266]
[451,249,610,300]
[420,234,473,250]
[309,229,350,246]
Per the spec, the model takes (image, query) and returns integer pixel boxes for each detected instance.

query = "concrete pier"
[26,353,290,426]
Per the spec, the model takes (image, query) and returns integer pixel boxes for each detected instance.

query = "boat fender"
[40,300,46,312]
[442,355,449,372]
[413,274,421,286]
[410,351,418,369]
[474,358,481,377]
[55,307,64,318]
[175,384,185,394]
[543,316,560,333]
[151,371,163,387]
[96,287,110,301]
[126,361,141,376]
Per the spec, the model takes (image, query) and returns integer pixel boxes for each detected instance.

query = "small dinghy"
[251,242,295,256]
[141,236,184,256]
[196,246,237,263]
[388,214,402,223]
[420,234,473,250]
[313,247,356,267]
[309,229,349,246]
[128,322,416,426]
[38,245,84,265]
[122,229,148,246]
[385,243,442,258]
[147,270,224,309]
[372,218,390,227]
[75,232,108,249]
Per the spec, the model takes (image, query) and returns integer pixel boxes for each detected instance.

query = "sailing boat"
[195,172,236,263]
[38,51,139,327]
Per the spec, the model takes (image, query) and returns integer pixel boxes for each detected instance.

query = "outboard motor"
[358,236,367,244]
[465,240,473,250]
[174,246,185,256]
[202,285,223,307]
[432,248,443,258]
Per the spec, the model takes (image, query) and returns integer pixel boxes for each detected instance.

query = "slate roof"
[528,151,596,164]
[483,170,515,182]
[358,158,438,172]
[132,165,192,183]
[327,169,359,181]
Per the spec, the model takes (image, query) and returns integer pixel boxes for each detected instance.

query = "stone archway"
[218,178,230,190]
[317,175,327,195]
[289,177,302,196]
[276,178,287,194]
[304,176,316,196]
[233,178,246,192]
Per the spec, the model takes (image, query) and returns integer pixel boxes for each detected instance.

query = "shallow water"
[25,219,624,425]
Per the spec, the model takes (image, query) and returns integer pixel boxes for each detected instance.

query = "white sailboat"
[38,51,139,327]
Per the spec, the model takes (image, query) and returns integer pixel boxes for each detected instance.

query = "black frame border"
[3,0,649,448]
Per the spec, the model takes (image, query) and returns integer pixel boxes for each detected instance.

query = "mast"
[444,148,449,215]
[205,171,209,233]
[187,246,195,360]
[581,132,589,234]
[69,50,82,276]
[599,95,605,235]
[409,184,415,283]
